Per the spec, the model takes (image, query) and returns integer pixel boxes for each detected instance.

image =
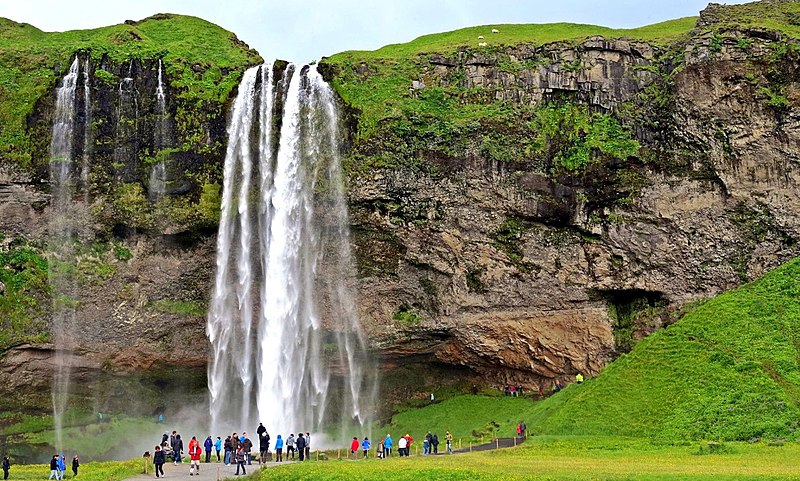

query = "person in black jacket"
[48,455,58,480]
[295,434,306,462]
[2,456,9,480]
[153,446,165,478]
[71,456,79,477]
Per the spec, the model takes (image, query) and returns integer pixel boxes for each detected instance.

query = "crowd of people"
[155,424,314,476]
[348,431,456,459]
[47,455,79,479]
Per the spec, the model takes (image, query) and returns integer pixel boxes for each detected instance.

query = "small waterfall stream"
[149,59,168,201]
[49,56,81,453]
[207,63,375,440]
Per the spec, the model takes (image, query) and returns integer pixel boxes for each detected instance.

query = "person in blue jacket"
[57,455,66,480]
[274,435,284,462]
[361,437,371,458]
[383,434,393,457]
[203,436,213,463]
[214,437,222,462]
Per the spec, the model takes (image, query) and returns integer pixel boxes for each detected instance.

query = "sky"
[1,0,753,62]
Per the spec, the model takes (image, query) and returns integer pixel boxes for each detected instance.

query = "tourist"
[71,456,79,477]
[286,434,296,460]
[203,436,213,463]
[519,421,527,437]
[295,434,306,462]
[384,434,393,457]
[274,435,283,462]
[172,434,183,464]
[305,433,311,460]
[153,446,165,478]
[169,431,176,449]
[223,436,232,465]
[214,436,222,462]
[377,438,385,459]
[350,437,359,456]
[234,446,246,476]
[242,433,253,465]
[2,456,8,480]
[57,455,66,480]
[258,430,270,464]
[397,436,407,457]
[423,437,430,455]
[432,434,439,454]
[361,437,370,458]
[48,455,59,480]
[188,438,201,475]
[256,423,266,439]
[445,431,453,454]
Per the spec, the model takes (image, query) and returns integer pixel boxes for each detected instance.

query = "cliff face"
[0,2,799,413]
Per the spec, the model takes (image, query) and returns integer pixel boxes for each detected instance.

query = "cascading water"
[207,63,375,440]
[79,57,91,200]
[49,56,81,453]
[149,59,168,201]
[115,60,138,181]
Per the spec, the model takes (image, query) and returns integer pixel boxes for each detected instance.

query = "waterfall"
[114,60,138,181]
[149,59,168,201]
[207,63,375,440]
[80,57,91,200]
[49,56,80,453]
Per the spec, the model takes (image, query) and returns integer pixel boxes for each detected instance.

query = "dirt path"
[126,458,295,481]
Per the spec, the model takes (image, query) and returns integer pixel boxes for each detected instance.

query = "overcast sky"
[1,1,752,62]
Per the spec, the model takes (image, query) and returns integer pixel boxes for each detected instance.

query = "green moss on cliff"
[0,14,262,170]
[0,238,50,349]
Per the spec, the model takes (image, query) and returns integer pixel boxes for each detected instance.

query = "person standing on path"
[304,433,310,460]
[350,437,358,457]
[432,434,439,454]
[153,446,165,478]
[214,437,222,462]
[188,439,201,475]
[397,436,407,457]
[446,431,453,454]
[286,434,295,460]
[295,434,306,462]
[49,455,59,480]
[71,456,79,477]
[172,434,183,465]
[234,446,246,476]
[2,456,9,480]
[361,437,370,458]
[274,435,283,463]
[223,436,232,465]
[203,436,213,463]
[383,435,393,458]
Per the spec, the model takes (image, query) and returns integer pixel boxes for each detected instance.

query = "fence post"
[337,449,340,459]
[459,438,462,449]
[469,442,472,453]
[514,436,517,447]
[495,438,499,449]
[316,451,319,461]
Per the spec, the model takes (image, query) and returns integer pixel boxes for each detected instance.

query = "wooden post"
[469,442,472,453]
[459,438,462,449]
[316,451,319,461]
[495,438,499,449]
[415,446,418,456]
[337,449,340,459]
[514,436,517,447]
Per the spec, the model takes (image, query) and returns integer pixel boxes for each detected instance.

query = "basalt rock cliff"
[0,1,798,416]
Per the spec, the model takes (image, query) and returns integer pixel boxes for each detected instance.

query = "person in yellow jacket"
[445,431,453,454]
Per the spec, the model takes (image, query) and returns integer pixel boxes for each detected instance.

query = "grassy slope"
[262,436,800,481]
[6,459,140,481]
[0,14,261,167]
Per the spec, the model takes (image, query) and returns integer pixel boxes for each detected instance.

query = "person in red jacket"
[350,437,359,458]
[189,438,202,476]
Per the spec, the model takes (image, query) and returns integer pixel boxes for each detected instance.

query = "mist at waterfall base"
[206,62,377,446]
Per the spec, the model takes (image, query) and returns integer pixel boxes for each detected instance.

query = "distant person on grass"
[397,436,407,457]
[384,434,393,457]
[350,437,359,456]
[153,446,165,478]
[361,437,371,458]
[49,455,58,480]
[71,456,79,477]
[446,431,453,454]
[2,456,8,480]
[58,455,66,480]
[432,434,439,454]
[305,433,311,460]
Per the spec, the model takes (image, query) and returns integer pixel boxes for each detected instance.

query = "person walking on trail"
[305,433,311,460]
[57,455,66,480]
[188,439,201,475]
[286,434,296,460]
[295,434,306,462]
[203,436,213,463]
[432,434,439,454]
[519,421,527,438]
[2,456,8,480]
[153,446,165,478]
[71,456,79,477]
[350,437,359,457]
[234,446,246,476]
[384,434,393,457]
[172,434,184,464]
[361,437,371,458]
[445,431,453,454]
[49,455,59,480]
[274,435,284,462]
[214,436,222,462]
